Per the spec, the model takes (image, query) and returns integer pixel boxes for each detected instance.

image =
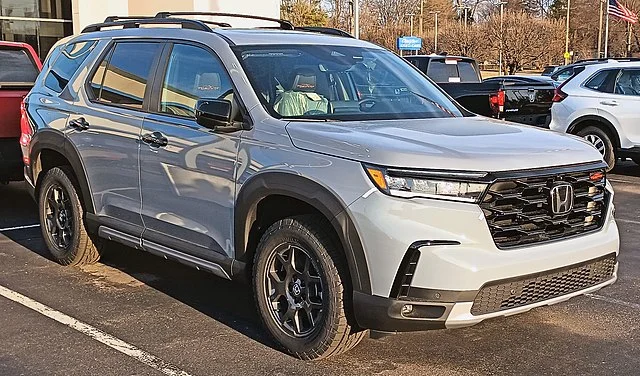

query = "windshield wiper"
[407,90,456,117]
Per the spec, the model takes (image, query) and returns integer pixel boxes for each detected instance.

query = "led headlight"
[364,165,488,203]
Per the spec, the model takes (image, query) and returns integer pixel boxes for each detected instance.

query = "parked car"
[550,58,640,83]
[23,14,618,360]
[0,41,41,183]
[405,55,556,127]
[550,60,640,170]
[541,65,560,76]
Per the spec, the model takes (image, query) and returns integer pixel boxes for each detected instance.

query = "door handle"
[141,131,168,147]
[600,100,618,106]
[69,117,90,131]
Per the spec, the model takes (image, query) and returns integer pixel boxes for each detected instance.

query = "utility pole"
[430,11,440,53]
[598,0,604,58]
[564,0,571,65]
[464,7,469,29]
[353,0,360,39]
[419,0,424,36]
[499,2,507,75]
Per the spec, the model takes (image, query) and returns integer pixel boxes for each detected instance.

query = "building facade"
[0,0,279,59]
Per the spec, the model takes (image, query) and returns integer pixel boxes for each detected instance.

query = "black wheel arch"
[567,115,620,149]
[235,171,372,294]
[30,129,95,214]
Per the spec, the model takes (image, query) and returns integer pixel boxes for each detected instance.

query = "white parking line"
[609,178,638,184]
[616,218,640,226]
[0,224,40,232]
[0,284,194,376]
[586,293,640,310]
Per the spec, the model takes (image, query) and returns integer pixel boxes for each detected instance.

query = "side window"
[44,41,97,92]
[89,42,162,110]
[585,69,618,93]
[614,69,640,96]
[159,44,234,118]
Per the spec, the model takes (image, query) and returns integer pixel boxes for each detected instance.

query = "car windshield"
[233,44,464,121]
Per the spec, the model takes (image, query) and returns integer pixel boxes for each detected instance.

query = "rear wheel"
[38,166,101,266]
[576,126,616,171]
[253,215,365,360]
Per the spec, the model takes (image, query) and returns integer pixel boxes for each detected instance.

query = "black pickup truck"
[405,55,556,127]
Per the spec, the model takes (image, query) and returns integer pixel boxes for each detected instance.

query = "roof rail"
[155,12,294,30]
[82,18,213,33]
[103,15,155,22]
[297,26,354,38]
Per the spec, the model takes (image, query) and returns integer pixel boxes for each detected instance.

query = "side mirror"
[195,99,237,131]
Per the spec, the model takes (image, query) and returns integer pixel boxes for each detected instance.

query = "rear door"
[609,68,640,145]
[139,42,242,260]
[68,40,163,237]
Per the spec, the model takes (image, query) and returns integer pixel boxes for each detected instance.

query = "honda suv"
[22,14,619,360]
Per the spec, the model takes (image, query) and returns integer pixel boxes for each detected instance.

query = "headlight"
[364,165,488,203]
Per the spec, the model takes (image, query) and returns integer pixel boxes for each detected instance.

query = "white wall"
[72,0,281,33]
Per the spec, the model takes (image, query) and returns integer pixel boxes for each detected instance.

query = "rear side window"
[426,59,480,83]
[89,42,162,110]
[0,47,39,83]
[585,69,618,93]
[44,41,97,92]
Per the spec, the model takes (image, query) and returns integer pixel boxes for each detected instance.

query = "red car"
[0,41,41,183]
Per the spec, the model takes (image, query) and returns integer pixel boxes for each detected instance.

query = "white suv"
[549,61,640,169]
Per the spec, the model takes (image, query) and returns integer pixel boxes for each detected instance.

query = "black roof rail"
[103,15,155,22]
[297,26,353,38]
[82,18,213,33]
[155,12,294,30]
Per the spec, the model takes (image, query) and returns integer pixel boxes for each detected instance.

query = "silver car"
[22,14,619,360]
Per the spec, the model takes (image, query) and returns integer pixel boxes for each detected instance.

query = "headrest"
[196,73,221,92]
[291,68,317,92]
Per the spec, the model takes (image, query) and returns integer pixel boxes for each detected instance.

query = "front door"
[139,42,241,260]
[610,68,640,146]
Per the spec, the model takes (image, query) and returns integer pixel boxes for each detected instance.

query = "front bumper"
[348,180,619,332]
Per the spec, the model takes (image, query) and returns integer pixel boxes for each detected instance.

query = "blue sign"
[397,36,422,51]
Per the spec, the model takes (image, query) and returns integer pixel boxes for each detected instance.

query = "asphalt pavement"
[1,162,639,376]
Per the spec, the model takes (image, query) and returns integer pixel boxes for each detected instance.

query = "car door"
[139,42,242,260]
[608,68,640,146]
[68,40,163,236]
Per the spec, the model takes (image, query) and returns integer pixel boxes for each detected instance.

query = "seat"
[274,67,329,117]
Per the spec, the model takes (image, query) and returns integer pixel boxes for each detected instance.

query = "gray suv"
[21,14,619,360]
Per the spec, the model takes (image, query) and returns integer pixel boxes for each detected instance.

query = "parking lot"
[0,162,638,376]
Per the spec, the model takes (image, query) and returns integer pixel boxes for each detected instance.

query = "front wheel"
[576,126,616,171]
[253,215,365,360]
[38,166,101,266]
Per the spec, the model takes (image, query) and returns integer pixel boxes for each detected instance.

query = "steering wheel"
[359,98,377,112]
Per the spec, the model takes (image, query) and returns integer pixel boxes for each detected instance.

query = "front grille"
[480,168,608,248]
[471,253,616,316]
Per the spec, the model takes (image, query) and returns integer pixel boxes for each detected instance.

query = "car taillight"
[489,89,505,114]
[19,98,32,165]
[552,87,568,102]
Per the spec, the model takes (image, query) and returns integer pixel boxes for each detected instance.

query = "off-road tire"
[253,215,365,360]
[38,166,101,266]
[576,126,616,171]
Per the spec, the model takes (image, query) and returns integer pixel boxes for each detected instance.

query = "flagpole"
[598,0,604,58]
[605,0,610,57]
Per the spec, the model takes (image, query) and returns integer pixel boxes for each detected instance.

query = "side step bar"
[97,226,231,280]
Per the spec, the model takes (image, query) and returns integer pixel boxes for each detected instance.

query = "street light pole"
[407,13,415,36]
[430,11,440,53]
[419,0,424,36]
[499,2,506,75]
[598,0,604,58]
[564,0,571,65]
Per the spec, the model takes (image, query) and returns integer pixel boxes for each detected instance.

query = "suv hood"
[285,117,603,171]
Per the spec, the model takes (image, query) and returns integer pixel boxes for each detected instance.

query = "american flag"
[609,0,638,23]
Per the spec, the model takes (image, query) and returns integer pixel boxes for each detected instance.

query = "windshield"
[233,45,463,121]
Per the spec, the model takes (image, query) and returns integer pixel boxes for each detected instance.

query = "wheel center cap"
[292,282,302,297]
